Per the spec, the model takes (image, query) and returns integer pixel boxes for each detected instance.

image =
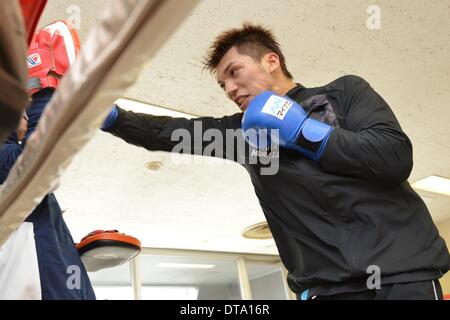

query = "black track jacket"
[105,75,450,295]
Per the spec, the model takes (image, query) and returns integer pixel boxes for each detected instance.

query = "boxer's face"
[216,46,275,112]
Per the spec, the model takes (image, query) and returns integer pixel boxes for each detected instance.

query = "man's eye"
[231,68,240,77]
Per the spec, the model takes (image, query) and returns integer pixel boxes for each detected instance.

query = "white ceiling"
[37,0,450,254]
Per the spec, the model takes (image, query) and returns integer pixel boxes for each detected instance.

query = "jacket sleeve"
[319,75,413,183]
[105,107,245,161]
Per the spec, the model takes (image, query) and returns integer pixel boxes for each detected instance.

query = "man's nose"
[225,81,238,101]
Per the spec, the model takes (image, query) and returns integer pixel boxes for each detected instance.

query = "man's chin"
[239,99,251,112]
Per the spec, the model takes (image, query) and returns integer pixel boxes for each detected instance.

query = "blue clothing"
[0,89,95,300]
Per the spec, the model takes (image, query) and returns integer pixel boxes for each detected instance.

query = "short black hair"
[203,23,293,79]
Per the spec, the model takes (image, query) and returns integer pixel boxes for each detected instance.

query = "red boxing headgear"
[26,20,80,95]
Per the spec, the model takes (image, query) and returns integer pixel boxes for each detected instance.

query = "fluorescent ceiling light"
[115,98,196,118]
[412,175,450,196]
[156,263,215,269]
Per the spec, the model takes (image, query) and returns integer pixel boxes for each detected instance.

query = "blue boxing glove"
[101,105,119,130]
[242,91,333,161]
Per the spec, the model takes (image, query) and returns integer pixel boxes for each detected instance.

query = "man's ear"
[262,52,280,73]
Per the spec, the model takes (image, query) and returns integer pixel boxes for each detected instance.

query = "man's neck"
[272,78,297,96]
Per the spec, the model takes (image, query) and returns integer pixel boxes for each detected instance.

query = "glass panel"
[87,261,132,299]
[141,286,199,300]
[92,285,134,300]
[246,262,287,300]
[139,254,241,300]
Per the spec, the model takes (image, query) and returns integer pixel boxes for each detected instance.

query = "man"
[102,24,450,299]
[0,20,95,300]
